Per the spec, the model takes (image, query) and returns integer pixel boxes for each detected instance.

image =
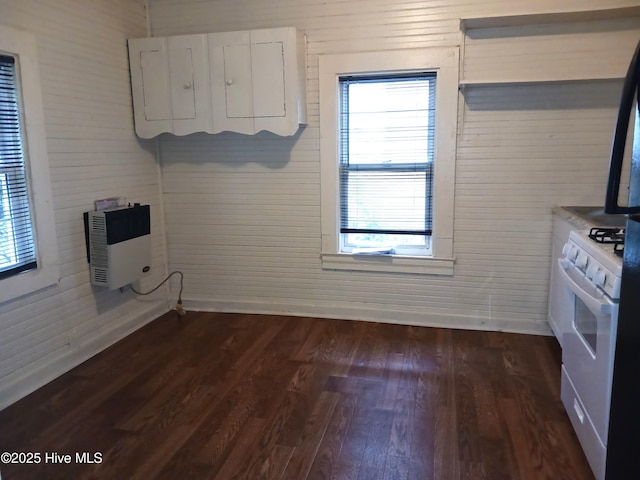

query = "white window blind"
[338,73,436,253]
[0,54,37,279]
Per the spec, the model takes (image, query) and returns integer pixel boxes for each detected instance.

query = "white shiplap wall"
[0,0,168,409]
[151,0,640,334]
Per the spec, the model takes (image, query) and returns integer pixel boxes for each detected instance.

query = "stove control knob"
[564,245,579,262]
[562,243,571,255]
[576,253,588,269]
[586,264,598,280]
[594,270,607,288]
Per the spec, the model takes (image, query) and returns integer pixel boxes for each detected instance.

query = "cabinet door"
[128,37,172,138]
[209,31,254,134]
[168,42,196,120]
[253,27,304,136]
[224,42,253,118]
[129,35,211,137]
[140,48,171,120]
[251,40,285,118]
[208,27,306,136]
[168,34,211,136]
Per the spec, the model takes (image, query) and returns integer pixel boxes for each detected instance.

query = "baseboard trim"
[0,302,168,411]
[185,298,552,337]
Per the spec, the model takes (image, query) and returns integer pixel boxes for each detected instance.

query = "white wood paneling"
[152,0,640,335]
[0,0,168,409]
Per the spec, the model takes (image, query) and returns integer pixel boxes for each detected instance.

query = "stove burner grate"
[588,227,625,245]
[614,243,624,258]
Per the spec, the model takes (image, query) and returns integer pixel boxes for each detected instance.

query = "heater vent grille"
[92,215,106,232]
[90,230,108,268]
[92,268,108,285]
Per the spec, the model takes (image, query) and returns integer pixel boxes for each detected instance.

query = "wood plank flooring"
[0,311,593,480]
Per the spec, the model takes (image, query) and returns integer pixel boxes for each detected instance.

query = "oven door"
[557,258,618,443]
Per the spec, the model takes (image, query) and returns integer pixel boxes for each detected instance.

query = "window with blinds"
[0,54,37,279]
[338,73,436,254]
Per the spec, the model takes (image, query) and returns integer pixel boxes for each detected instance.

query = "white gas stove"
[558,227,623,480]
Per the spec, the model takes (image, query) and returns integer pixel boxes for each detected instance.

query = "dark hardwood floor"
[0,311,593,480]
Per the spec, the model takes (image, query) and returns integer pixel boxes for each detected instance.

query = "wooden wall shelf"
[459,76,624,89]
[461,6,640,31]
[459,7,640,89]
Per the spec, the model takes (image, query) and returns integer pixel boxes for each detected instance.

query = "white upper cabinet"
[209,27,307,136]
[128,27,307,138]
[129,35,211,138]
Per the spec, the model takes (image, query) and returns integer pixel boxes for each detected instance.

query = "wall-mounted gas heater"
[84,204,151,290]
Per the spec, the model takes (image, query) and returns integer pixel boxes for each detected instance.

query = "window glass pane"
[343,233,427,249]
[338,73,436,253]
[575,297,598,355]
[0,54,37,278]
[0,173,18,267]
[345,78,434,166]
[343,170,427,232]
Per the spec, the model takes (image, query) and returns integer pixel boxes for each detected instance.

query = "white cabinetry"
[128,35,211,138]
[128,27,306,138]
[209,27,306,136]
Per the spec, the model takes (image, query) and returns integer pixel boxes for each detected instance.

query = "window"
[1,54,38,279]
[319,47,458,275]
[0,25,58,303]
[339,73,436,256]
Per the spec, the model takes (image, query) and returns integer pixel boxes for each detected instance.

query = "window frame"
[1,53,38,279]
[338,73,436,256]
[0,25,58,304]
[319,47,459,275]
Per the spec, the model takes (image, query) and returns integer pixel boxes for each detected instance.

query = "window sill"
[320,253,454,276]
[0,264,59,304]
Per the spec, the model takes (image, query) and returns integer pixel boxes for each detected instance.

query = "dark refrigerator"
[604,38,640,480]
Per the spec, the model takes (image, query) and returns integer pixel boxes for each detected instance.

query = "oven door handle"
[557,259,614,315]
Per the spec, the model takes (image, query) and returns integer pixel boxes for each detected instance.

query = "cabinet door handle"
[226,79,234,86]
[573,398,585,424]
[183,82,192,89]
